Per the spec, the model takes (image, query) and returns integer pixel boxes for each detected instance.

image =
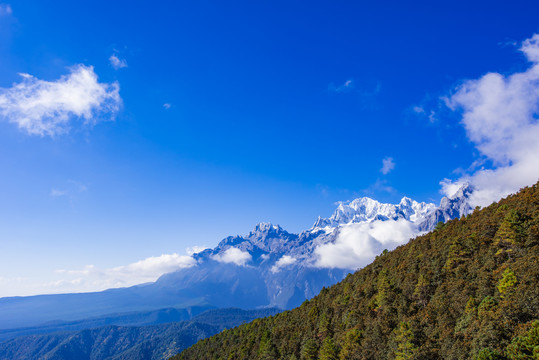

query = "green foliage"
[174,182,539,360]
[339,329,362,360]
[474,348,504,360]
[393,321,417,360]
[375,269,392,309]
[435,221,445,230]
[318,313,331,339]
[319,337,338,360]
[412,273,430,309]
[300,338,318,360]
[478,296,498,318]
[498,268,518,296]
[506,321,539,359]
[258,330,279,359]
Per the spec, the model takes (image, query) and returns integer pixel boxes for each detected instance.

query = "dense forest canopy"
[173,182,539,360]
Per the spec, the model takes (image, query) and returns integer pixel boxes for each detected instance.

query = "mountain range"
[0,184,473,331]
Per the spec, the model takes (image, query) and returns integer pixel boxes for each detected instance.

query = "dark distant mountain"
[0,308,280,360]
[174,182,539,360]
[0,306,212,342]
[0,186,472,330]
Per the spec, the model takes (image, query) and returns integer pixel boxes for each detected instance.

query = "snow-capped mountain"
[0,184,474,329]
[178,184,472,309]
[312,196,436,229]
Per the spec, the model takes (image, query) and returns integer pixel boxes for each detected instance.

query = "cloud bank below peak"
[441,33,539,206]
[0,64,121,137]
[314,219,419,270]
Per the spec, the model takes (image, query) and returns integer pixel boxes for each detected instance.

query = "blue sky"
[1,0,539,296]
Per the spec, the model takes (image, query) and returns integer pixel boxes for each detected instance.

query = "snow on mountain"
[181,184,472,309]
[312,196,436,229]
[417,183,474,231]
[0,185,475,329]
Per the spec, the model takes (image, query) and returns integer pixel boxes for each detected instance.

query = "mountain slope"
[0,308,280,360]
[174,182,539,359]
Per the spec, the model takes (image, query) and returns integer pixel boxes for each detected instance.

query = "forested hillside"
[174,182,539,360]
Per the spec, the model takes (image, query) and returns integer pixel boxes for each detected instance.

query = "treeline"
[173,182,539,359]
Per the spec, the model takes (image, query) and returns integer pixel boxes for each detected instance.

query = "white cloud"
[270,255,296,273]
[108,253,196,279]
[163,103,171,110]
[413,106,425,114]
[0,253,197,297]
[50,189,68,197]
[314,219,419,270]
[380,157,395,175]
[186,245,208,256]
[53,253,196,291]
[0,4,12,16]
[363,179,396,195]
[439,178,467,198]
[109,55,127,70]
[0,64,121,136]
[212,247,252,266]
[329,79,354,93]
[50,180,87,198]
[443,33,539,206]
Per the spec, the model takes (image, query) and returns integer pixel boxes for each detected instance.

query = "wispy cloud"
[380,157,395,175]
[362,179,396,197]
[328,79,354,93]
[0,253,197,297]
[50,180,87,199]
[163,103,171,110]
[109,54,127,70]
[50,189,68,197]
[0,65,121,137]
[413,105,438,123]
[441,33,539,206]
[211,247,252,266]
[0,3,12,16]
[270,255,296,273]
[52,253,196,291]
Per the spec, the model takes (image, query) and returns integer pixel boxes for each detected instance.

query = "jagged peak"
[248,222,285,237]
[439,183,474,207]
[347,196,380,207]
[451,182,474,199]
[399,196,413,206]
[311,195,436,230]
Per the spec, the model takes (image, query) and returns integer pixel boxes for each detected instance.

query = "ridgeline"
[174,182,539,359]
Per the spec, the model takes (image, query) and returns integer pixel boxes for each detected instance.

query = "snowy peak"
[441,182,474,217]
[206,222,297,258]
[249,222,283,236]
[445,182,473,203]
[417,183,474,231]
[312,196,436,229]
